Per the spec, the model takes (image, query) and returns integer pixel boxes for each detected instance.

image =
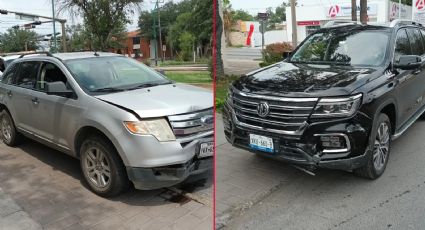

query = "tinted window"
[394,29,411,62]
[1,63,18,85]
[420,29,425,50]
[15,62,40,89]
[290,29,389,66]
[407,28,424,55]
[36,63,68,92]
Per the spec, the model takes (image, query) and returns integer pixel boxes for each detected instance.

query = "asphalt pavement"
[216,114,425,230]
[224,47,262,76]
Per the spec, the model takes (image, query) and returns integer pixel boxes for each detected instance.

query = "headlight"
[312,94,362,118]
[124,118,176,142]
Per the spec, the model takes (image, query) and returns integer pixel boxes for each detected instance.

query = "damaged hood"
[95,83,213,118]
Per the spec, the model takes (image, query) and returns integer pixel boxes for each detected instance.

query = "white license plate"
[199,142,214,158]
[249,134,274,153]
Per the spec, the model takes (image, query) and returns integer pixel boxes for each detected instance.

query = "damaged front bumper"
[222,102,372,171]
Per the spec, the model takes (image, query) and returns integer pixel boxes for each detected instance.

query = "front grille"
[168,108,214,146]
[232,88,318,136]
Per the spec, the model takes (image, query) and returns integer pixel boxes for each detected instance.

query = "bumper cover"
[127,156,212,190]
[223,102,372,170]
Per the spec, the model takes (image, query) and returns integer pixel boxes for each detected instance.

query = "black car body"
[223,20,425,178]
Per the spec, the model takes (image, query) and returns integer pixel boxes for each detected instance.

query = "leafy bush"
[178,31,195,61]
[260,42,293,67]
[215,98,225,112]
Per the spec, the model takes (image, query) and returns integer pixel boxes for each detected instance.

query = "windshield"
[290,29,389,66]
[65,56,171,94]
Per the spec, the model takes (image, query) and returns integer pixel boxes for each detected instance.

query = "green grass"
[216,75,240,112]
[165,71,212,84]
[159,59,209,67]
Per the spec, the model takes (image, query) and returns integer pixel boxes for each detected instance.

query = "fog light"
[315,133,351,153]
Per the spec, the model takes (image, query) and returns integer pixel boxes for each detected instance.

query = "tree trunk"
[215,0,225,80]
[360,0,367,24]
[351,0,357,22]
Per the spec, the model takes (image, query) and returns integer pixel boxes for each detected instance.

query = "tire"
[80,135,129,197]
[354,113,391,179]
[0,110,21,146]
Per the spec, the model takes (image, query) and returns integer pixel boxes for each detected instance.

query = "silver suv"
[0,52,213,197]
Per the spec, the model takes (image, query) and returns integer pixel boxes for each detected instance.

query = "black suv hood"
[234,62,380,97]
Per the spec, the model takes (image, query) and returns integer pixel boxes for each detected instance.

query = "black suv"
[223,20,425,179]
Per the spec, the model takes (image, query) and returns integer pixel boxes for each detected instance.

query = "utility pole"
[152,5,158,66]
[51,0,58,52]
[360,0,367,24]
[351,0,357,22]
[399,0,401,19]
[290,0,297,47]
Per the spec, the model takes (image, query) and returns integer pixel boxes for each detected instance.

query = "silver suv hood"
[95,83,213,118]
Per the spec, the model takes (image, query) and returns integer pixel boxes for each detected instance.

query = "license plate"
[249,134,274,153]
[199,142,214,158]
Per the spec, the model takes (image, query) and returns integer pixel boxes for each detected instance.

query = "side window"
[394,29,412,62]
[420,29,425,51]
[407,28,424,56]
[36,62,68,91]
[1,63,18,85]
[15,62,40,89]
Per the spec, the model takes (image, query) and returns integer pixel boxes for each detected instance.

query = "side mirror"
[282,51,292,60]
[46,81,73,98]
[394,55,422,70]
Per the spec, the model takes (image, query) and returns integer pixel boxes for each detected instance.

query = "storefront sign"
[297,21,320,26]
[326,4,378,18]
[390,2,409,21]
[413,0,425,24]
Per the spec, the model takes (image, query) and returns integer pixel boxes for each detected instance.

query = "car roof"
[17,51,123,61]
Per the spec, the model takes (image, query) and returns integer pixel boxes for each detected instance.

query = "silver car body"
[0,52,213,189]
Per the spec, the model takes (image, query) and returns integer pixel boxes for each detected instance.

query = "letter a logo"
[417,0,425,10]
[328,5,340,18]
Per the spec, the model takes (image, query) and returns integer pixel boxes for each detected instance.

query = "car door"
[0,61,40,133]
[30,61,82,150]
[393,28,423,125]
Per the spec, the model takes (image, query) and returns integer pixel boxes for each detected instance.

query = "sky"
[0,0,174,34]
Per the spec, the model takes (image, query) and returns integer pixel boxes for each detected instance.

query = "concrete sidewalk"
[0,188,42,230]
[215,114,301,229]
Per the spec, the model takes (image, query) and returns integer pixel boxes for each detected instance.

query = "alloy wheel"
[372,122,390,171]
[1,116,12,143]
[84,147,111,188]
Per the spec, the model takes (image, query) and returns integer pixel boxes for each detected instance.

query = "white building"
[286,0,412,44]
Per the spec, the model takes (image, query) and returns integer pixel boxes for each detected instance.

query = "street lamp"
[51,0,58,52]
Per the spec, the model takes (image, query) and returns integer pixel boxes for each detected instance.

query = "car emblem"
[257,102,270,117]
[200,115,214,126]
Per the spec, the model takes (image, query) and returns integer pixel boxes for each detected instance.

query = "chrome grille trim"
[168,108,213,144]
[232,88,318,135]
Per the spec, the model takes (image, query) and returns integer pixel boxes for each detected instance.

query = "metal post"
[152,6,158,66]
[261,20,265,52]
[61,21,67,52]
[290,0,297,47]
[399,0,401,19]
[51,0,58,52]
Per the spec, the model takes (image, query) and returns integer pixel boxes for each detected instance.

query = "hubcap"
[1,116,12,142]
[373,122,390,171]
[84,147,111,188]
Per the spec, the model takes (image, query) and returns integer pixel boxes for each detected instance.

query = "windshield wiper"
[91,87,126,93]
[289,60,351,66]
[127,82,172,91]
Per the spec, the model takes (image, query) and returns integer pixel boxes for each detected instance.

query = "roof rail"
[18,51,53,58]
[323,20,358,28]
[389,19,423,28]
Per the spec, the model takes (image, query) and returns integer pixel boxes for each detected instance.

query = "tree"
[57,0,142,51]
[265,3,287,31]
[233,10,254,21]
[0,28,39,53]
[216,0,225,80]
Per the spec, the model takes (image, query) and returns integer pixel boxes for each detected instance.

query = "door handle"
[31,97,39,105]
[6,90,12,97]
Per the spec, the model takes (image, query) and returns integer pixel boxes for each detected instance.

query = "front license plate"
[249,134,274,153]
[199,142,214,158]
